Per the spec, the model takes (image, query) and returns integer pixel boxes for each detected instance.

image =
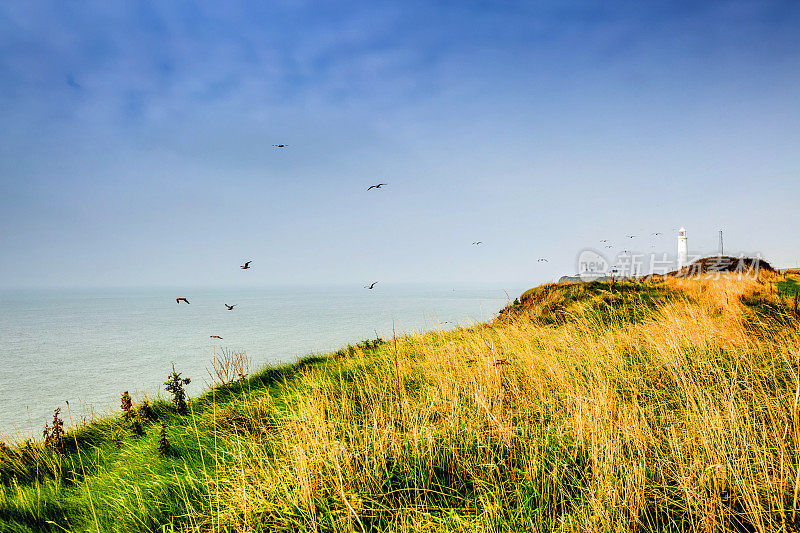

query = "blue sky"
[1,0,799,288]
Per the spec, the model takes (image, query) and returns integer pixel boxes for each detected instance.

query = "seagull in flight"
[272,144,288,148]
[364,282,378,289]
[605,245,613,248]
[210,335,222,339]
[176,298,190,304]
[472,241,483,245]
[225,304,236,310]
[601,239,609,243]
[652,232,662,236]
[626,235,636,239]
[537,258,548,262]
[367,183,387,191]
[240,261,252,270]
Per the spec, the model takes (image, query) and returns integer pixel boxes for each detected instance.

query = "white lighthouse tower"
[677,227,688,270]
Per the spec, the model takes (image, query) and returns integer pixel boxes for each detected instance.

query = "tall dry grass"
[207,276,800,532]
[210,347,252,385]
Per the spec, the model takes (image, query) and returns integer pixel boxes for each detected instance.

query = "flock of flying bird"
[172,178,551,339]
[597,232,670,273]
[176,261,252,338]
[175,163,671,339]
[361,185,549,287]
[175,182,395,339]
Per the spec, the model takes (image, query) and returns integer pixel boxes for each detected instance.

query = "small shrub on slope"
[164,363,191,414]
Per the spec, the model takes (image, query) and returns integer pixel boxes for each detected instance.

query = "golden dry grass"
[198,275,800,532]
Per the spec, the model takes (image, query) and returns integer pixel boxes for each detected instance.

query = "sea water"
[0,283,523,439]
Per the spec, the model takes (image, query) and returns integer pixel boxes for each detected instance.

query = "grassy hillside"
[2,273,800,532]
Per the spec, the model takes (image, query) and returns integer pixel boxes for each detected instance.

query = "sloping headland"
[2,270,800,532]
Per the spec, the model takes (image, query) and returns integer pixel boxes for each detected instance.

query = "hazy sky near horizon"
[1,0,799,288]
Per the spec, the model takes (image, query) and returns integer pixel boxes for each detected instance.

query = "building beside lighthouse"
[677,227,688,270]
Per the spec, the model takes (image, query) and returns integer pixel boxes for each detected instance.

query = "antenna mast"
[719,230,724,256]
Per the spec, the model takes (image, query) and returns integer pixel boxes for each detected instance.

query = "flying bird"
[210,335,222,339]
[272,144,288,148]
[626,235,636,239]
[652,232,662,236]
[176,298,190,304]
[240,261,251,270]
[364,282,378,289]
[601,239,609,243]
[225,304,236,310]
[472,241,482,245]
[605,245,613,248]
[366,183,387,190]
[537,258,548,262]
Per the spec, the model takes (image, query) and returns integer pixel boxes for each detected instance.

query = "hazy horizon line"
[0,280,538,291]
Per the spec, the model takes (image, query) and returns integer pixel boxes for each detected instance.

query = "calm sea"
[0,283,522,440]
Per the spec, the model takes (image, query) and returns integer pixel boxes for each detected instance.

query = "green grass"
[0,349,365,533]
[775,275,800,297]
[0,337,393,533]
[505,280,677,327]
